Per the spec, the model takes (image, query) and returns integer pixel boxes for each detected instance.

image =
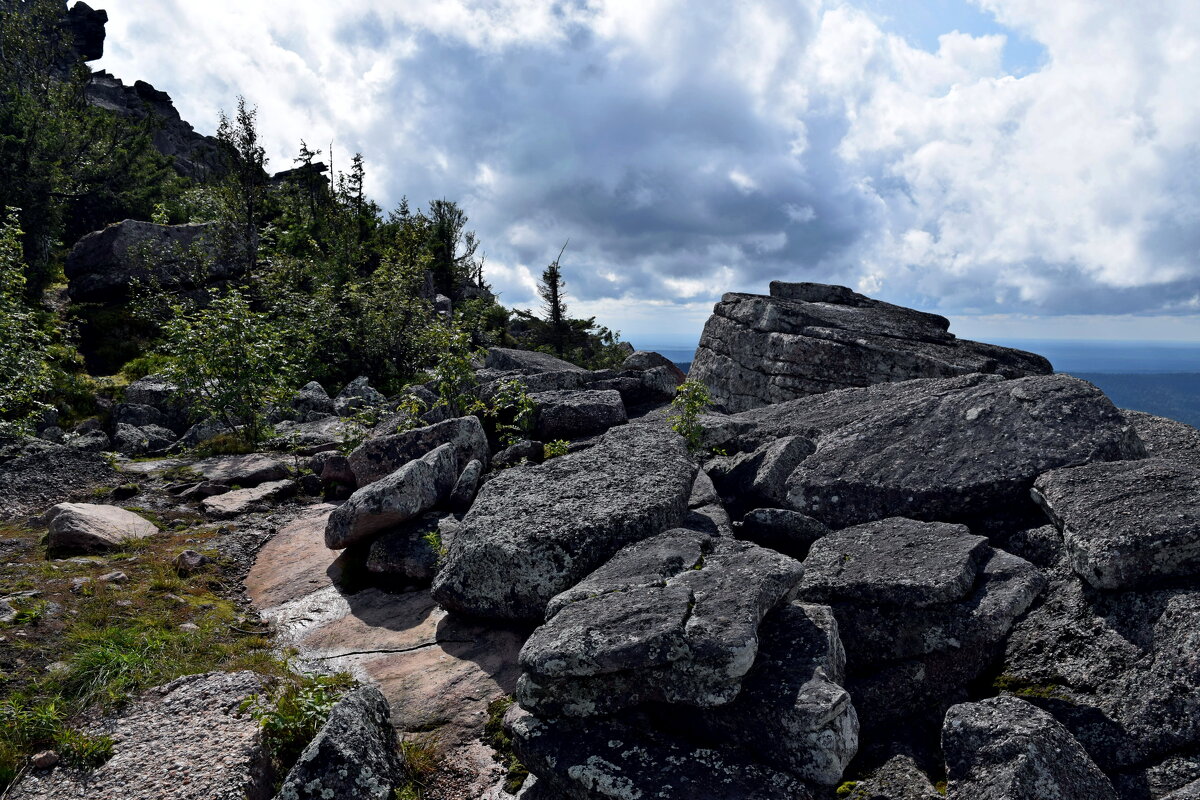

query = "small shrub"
[241,672,355,776]
[196,431,257,457]
[56,729,114,768]
[668,379,712,454]
[484,697,528,794]
[422,529,448,564]
[543,439,569,459]
[488,378,535,448]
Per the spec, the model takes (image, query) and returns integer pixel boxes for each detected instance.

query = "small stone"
[179,622,200,632]
[173,549,210,575]
[97,571,128,584]
[30,750,59,769]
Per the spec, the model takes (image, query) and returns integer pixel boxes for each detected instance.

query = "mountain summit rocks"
[689,281,1052,412]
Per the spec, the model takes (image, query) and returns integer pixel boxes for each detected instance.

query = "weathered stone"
[178,481,231,501]
[448,458,484,512]
[738,507,831,559]
[173,549,210,574]
[943,696,1117,800]
[493,439,545,469]
[681,602,858,785]
[690,284,1051,412]
[1163,779,1200,800]
[591,366,679,406]
[365,514,444,586]
[326,444,458,549]
[622,350,688,384]
[65,220,228,302]
[485,347,587,373]
[334,376,387,416]
[530,389,627,440]
[272,416,352,455]
[276,686,401,800]
[431,425,697,621]
[718,373,1143,527]
[1122,410,1200,465]
[178,418,228,448]
[349,416,489,487]
[506,705,813,800]
[800,519,989,608]
[123,374,178,410]
[113,402,171,430]
[292,381,336,417]
[111,422,175,455]
[517,531,804,715]
[193,453,289,488]
[45,503,158,553]
[845,754,942,800]
[7,671,271,800]
[201,479,296,519]
[707,434,815,506]
[67,429,111,452]
[1033,458,1200,589]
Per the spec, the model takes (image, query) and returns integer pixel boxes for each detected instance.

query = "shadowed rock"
[348,416,489,487]
[530,389,627,440]
[690,283,1051,412]
[431,425,697,621]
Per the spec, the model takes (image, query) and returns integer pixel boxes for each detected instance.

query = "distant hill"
[1072,373,1200,428]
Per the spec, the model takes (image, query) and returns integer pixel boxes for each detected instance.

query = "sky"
[94,0,1200,347]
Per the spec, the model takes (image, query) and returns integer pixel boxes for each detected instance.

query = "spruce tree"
[539,242,569,358]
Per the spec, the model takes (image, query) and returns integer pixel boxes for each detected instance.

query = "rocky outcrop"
[690,282,1052,412]
[348,416,489,487]
[431,424,697,620]
[84,71,224,181]
[484,347,588,373]
[529,388,627,440]
[64,219,233,302]
[193,454,290,488]
[722,372,1144,527]
[201,479,296,519]
[44,502,158,553]
[275,686,401,800]
[943,696,1117,800]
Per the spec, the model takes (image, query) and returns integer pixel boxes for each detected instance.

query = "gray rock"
[325,444,458,549]
[68,429,111,452]
[682,602,858,785]
[178,418,229,448]
[719,373,1143,528]
[800,519,990,608]
[201,479,296,519]
[493,439,545,469]
[178,481,231,501]
[1122,410,1200,464]
[448,458,484,512]
[334,376,387,416]
[689,284,1052,412]
[348,416,489,487]
[707,435,815,506]
[0,598,16,624]
[291,381,335,417]
[485,347,588,373]
[272,415,351,455]
[36,426,64,444]
[173,549,210,574]
[622,350,688,384]
[1033,458,1200,589]
[591,366,678,406]
[1164,780,1200,800]
[123,374,179,410]
[516,530,805,715]
[506,705,813,800]
[64,220,229,302]
[276,686,401,800]
[45,503,158,553]
[113,402,170,429]
[193,453,289,488]
[943,696,1117,800]
[738,507,831,560]
[845,754,942,800]
[317,453,356,488]
[530,389,627,440]
[111,423,174,455]
[431,425,697,620]
[364,514,444,586]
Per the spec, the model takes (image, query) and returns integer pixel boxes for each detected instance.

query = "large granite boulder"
[505,705,814,800]
[334,376,387,416]
[798,518,1046,736]
[325,444,458,549]
[364,513,446,587]
[193,453,290,488]
[707,434,816,507]
[275,686,401,800]
[45,503,158,554]
[1033,458,1200,589]
[689,282,1052,412]
[737,507,831,560]
[65,220,230,302]
[943,696,1117,800]
[485,347,587,373]
[201,479,296,519]
[348,416,489,487]
[430,425,697,621]
[530,388,627,440]
[622,350,688,384]
[516,529,805,715]
[720,373,1143,528]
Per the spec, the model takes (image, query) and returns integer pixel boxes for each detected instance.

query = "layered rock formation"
[690,281,1052,412]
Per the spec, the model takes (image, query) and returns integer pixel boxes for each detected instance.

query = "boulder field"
[8,281,1200,800]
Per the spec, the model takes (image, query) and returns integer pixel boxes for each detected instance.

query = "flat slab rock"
[505,704,813,800]
[9,671,271,800]
[943,696,1117,800]
[192,453,289,487]
[348,416,489,487]
[724,372,1144,527]
[1033,457,1200,589]
[245,507,525,798]
[530,388,627,440]
[431,424,698,621]
[689,283,1051,413]
[201,479,295,519]
[516,529,805,715]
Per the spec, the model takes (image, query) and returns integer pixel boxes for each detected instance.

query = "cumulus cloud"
[96,0,1200,338]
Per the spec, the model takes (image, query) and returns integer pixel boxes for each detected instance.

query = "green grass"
[394,736,441,800]
[484,697,527,794]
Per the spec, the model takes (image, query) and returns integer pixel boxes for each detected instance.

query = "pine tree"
[539,242,569,358]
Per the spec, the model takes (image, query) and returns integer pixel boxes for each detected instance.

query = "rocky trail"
[2,283,1200,799]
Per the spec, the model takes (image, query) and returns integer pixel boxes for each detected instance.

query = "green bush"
[543,439,570,459]
[488,379,535,447]
[0,208,51,432]
[241,672,354,778]
[668,379,712,455]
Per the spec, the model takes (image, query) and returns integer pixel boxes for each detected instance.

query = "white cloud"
[94,0,1200,341]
